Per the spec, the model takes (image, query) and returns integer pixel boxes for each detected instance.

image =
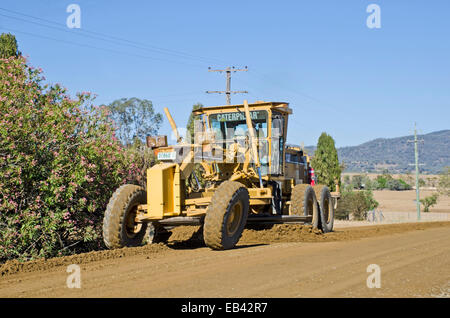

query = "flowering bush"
[0,56,144,262]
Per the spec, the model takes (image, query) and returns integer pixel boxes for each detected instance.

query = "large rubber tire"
[103,184,148,249]
[314,185,334,233]
[290,184,319,229]
[203,181,249,250]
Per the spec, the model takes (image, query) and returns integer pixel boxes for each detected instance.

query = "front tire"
[203,181,249,250]
[103,184,148,249]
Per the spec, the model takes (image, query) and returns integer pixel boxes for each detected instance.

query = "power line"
[0,7,227,65]
[206,66,248,105]
[0,6,338,111]
[0,6,355,117]
[0,26,206,68]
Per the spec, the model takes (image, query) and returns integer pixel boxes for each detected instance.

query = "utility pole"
[408,122,424,221]
[206,66,248,105]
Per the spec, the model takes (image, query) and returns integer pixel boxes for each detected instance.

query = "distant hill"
[304,130,450,174]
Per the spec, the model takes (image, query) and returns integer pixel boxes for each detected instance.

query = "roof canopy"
[193,101,293,115]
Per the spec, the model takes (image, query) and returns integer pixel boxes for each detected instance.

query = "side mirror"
[146,135,168,149]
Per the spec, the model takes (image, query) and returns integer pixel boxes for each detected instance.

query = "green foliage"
[420,193,438,212]
[311,132,341,192]
[347,174,377,190]
[0,56,143,262]
[0,33,20,59]
[123,140,158,189]
[375,175,388,189]
[371,174,412,191]
[106,97,162,146]
[438,166,450,197]
[386,178,411,190]
[335,190,379,220]
[351,175,364,189]
[397,179,412,190]
[344,173,412,191]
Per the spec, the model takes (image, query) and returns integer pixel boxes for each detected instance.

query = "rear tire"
[203,181,249,250]
[103,184,148,249]
[290,184,319,229]
[314,185,334,233]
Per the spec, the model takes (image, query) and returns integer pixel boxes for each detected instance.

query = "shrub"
[420,193,438,212]
[375,175,388,189]
[351,175,364,189]
[335,190,379,221]
[373,175,411,191]
[122,141,158,189]
[397,179,412,190]
[0,56,142,262]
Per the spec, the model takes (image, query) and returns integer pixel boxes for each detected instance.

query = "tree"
[335,190,379,220]
[186,102,203,143]
[311,132,341,191]
[0,33,20,59]
[106,97,162,146]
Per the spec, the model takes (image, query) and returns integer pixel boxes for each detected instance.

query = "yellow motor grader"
[102,100,339,250]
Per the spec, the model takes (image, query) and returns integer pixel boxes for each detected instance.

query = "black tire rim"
[124,205,142,239]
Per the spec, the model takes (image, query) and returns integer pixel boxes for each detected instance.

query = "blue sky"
[1,0,449,147]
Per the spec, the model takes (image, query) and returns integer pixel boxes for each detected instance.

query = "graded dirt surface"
[1,222,449,298]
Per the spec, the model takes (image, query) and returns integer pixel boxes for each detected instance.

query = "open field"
[342,172,442,186]
[373,190,450,213]
[1,222,449,298]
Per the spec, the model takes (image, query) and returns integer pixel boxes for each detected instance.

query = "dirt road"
[1,222,449,298]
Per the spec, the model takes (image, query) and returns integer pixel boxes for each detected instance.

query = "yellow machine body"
[137,100,339,222]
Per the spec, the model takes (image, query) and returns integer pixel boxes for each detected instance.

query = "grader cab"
[103,100,339,250]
